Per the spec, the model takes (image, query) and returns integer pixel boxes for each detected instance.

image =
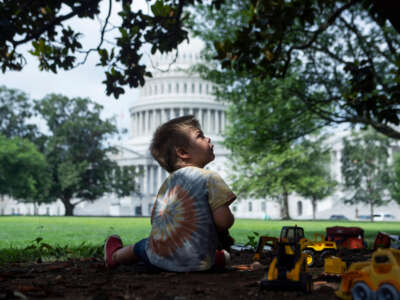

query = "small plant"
[0,237,104,264]
[245,231,260,248]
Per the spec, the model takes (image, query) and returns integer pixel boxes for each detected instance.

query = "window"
[176,83,179,93]
[248,201,253,212]
[192,83,195,93]
[297,201,303,216]
[148,204,153,216]
[199,83,202,94]
[261,201,266,212]
[46,207,50,215]
[154,85,158,95]
[206,84,209,94]
[135,206,142,216]
[184,83,187,93]
[168,83,172,93]
[232,206,237,212]
[161,84,164,94]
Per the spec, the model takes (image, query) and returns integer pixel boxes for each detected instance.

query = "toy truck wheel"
[303,249,316,267]
[352,282,372,300]
[377,284,400,300]
[319,250,336,267]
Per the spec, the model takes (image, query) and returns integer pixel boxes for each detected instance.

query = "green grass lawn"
[1,216,399,249]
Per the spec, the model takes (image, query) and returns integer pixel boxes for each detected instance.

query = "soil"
[0,250,371,300]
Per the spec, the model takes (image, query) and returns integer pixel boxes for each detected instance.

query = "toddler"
[104,115,236,272]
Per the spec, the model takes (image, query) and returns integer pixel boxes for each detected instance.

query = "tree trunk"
[370,200,374,222]
[280,189,290,220]
[312,196,317,220]
[63,198,75,216]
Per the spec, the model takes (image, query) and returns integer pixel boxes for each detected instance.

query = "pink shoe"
[104,235,123,268]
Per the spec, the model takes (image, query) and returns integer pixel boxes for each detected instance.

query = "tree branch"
[293,0,361,51]
[14,2,100,46]
[77,0,112,66]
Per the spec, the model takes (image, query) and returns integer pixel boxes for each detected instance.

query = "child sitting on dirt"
[104,115,236,272]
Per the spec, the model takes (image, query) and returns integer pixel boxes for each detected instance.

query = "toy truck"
[254,226,337,267]
[336,248,400,300]
[279,226,337,267]
[373,232,400,250]
[326,226,366,250]
[260,241,313,293]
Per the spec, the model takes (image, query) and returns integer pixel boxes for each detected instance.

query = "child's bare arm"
[212,204,234,232]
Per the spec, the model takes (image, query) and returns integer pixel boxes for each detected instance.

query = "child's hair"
[150,115,201,173]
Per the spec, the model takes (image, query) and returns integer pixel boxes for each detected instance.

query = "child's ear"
[176,147,190,159]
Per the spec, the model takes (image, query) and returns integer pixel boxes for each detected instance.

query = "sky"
[0,1,152,139]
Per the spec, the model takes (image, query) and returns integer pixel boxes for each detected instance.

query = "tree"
[340,128,392,221]
[0,135,51,204]
[0,85,38,139]
[1,0,399,100]
[34,93,139,215]
[190,0,400,141]
[388,153,400,206]
[229,137,334,220]
[296,139,337,220]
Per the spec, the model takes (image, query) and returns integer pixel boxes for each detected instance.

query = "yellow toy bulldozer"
[336,248,400,300]
[254,225,337,267]
[260,240,313,293]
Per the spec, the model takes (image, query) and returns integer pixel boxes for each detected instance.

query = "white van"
[373,213,397,221]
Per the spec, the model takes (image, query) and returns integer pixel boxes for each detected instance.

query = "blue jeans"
[133,238,163,272]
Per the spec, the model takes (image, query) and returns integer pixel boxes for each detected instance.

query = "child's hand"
[217,230,235,252]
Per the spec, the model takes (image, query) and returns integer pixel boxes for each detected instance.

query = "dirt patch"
[0,250,366,300]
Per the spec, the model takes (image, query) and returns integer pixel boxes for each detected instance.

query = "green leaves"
[32,93,139,215]
[341,128,392,210]
[0,134,50,201]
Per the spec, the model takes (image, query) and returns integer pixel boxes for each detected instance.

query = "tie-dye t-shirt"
[145,166,236,272]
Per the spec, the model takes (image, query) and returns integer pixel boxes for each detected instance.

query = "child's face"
[184,127,215,168]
